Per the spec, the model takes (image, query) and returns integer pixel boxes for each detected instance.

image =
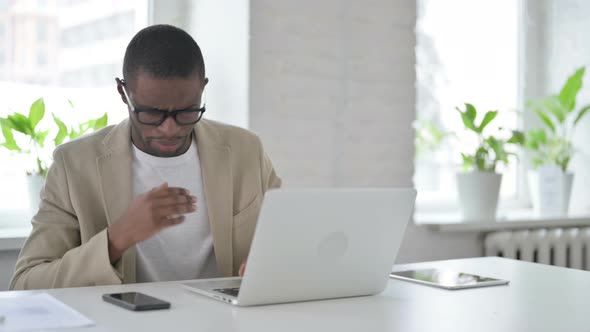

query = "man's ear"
[115,78,127,104]
[204,77,209,88]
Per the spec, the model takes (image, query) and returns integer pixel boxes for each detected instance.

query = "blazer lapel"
[195,120,234,277]
[96,119,136,283]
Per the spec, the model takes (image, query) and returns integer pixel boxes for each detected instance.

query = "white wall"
[249,0,414,187]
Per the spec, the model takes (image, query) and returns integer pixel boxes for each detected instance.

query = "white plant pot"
[27,174,45,211]
[456,171,502,222]
[528,166,573,217]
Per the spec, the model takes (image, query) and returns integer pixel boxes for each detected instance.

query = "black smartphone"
[102,292,171,311]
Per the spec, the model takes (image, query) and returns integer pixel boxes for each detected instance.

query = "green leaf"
[93,113,108,130]
[0,118,21,151]
[507,130,525,145]
[574,104,590,126]
[0,141,20,151]
[0,118,15,142]
[530,129,547,143]
[69,126,82,140]
[558,67,585,112]
[68,99,75,108]
[560,157,571,173]
[474,147,489,171]
[526,129,547,150]
[461,153,474,172]
[478,110,498,133]
[534,108,556,133]
[52,114,68,146]
[6,113,33,136]
[487,137,508,163]
[464,103,477,119]
[457,103,477,132]
[77,121,91,136]
[28,97,45,130]
[36,129,50,148]
[541,96,567,123]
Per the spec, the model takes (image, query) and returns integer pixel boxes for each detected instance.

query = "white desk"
[2,257,588,332]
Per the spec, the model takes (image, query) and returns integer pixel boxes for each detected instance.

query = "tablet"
[390,268,509,290]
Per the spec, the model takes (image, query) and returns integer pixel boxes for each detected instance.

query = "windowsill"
[0,209,33,251]
[415,209,590,232]
[0,226,31,251]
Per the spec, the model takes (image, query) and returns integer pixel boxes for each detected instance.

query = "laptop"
[182,188,416,306]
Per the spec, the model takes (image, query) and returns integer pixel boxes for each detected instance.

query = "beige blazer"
[9,119,281,290]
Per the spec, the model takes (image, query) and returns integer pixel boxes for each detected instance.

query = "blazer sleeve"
[9,149,122,290]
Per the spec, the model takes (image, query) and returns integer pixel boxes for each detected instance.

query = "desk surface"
[2,257,588,332]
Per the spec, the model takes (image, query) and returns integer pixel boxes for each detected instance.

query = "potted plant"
[413,117,454,191]
[521,66,590,217]
[455,103,522,221]
[0,98,108,210]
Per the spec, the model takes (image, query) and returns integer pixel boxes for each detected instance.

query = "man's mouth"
[153,139,184,151]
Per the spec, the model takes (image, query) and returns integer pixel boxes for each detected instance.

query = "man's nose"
[158,114,178,133]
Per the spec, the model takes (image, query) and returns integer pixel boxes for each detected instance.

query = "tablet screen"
[390,269,508,289]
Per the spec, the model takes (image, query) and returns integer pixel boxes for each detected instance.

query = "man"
[9,24,281,290]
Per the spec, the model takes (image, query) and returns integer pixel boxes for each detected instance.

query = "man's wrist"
[107,226,128,263]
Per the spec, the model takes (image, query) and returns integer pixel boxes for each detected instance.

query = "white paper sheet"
[0,293,94,331]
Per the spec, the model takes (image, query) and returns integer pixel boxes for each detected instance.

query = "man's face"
[118,71,207,157]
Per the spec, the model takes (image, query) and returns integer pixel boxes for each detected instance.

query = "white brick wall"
[249,0,416,187]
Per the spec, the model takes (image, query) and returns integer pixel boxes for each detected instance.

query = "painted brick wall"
[249,0,416,187]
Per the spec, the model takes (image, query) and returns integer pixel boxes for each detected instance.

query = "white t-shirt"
[132,138,218,282]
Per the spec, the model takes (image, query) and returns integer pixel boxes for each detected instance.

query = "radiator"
[484,228,590,270]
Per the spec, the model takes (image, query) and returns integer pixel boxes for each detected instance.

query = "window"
[60,11,136,47]
[0,0,148,218]
[36,49,47,65]
[415,0,521,210]
[37,20,47,42]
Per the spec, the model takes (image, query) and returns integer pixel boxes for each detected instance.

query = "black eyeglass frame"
[118,78,206,126]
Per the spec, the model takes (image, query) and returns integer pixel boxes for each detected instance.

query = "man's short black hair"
[123,24,205,87]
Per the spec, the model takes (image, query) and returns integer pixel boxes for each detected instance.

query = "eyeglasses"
[118,78,206,126]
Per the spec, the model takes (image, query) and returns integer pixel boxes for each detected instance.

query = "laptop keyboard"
[213,287,240,297]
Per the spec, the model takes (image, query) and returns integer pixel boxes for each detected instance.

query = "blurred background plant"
[414,117,454,158]
[520,66,590,173]
[0,97,108,177]
[455,103,523,173]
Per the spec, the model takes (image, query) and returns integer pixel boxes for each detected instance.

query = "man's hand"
[239,260,247,277]
[107,182,196,263]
